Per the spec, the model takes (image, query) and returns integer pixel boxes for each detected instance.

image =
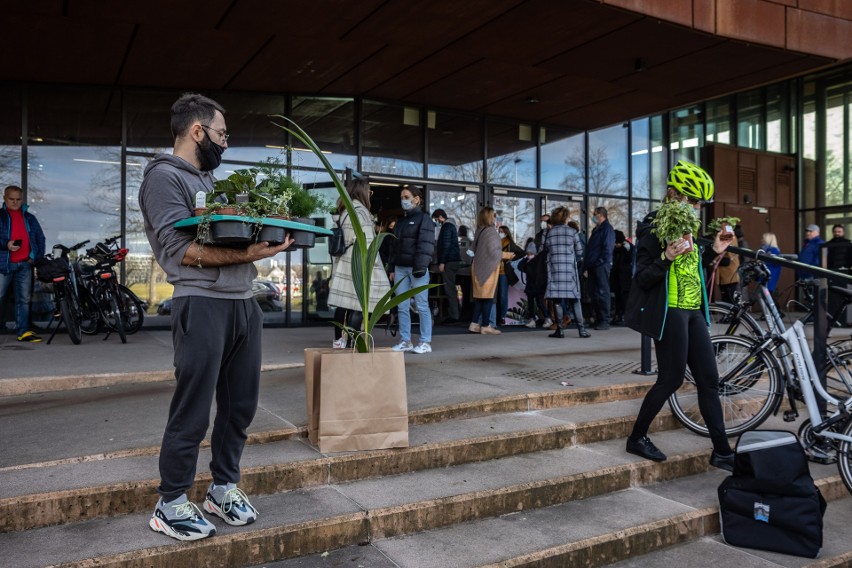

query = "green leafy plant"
[651,199,701,244]
[288,186,330,219]
[705,216,740,236]
[271,114,438,353]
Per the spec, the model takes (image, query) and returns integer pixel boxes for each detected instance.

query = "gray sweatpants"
[158,296,263,501]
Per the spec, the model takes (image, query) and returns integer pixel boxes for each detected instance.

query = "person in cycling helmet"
[624,160,736,472]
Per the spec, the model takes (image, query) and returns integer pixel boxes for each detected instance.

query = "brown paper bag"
[304,348,338,445]
[317,348,409,452]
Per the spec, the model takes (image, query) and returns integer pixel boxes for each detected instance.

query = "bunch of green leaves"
[271,114,438,353]
[651,198,701,244]
[210,169,259,205]
[288,186,331,218]
[705,216,740,236]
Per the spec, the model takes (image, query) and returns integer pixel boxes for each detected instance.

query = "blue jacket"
[585,218,615,268]
[435,220,461,264]
[797,236,824,280]
[1,203,46,274]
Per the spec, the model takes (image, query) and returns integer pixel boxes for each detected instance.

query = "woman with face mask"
[388,186,436,354]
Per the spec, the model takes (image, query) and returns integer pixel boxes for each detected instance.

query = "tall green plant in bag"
[271,115,438,353]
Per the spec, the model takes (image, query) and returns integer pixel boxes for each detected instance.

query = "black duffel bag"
[718,430,826,558]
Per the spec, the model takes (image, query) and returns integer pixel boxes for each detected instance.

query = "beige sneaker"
[468,323,481,333]
[480,326,502,335]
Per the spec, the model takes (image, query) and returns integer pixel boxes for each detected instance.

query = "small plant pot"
[681,233,694,253]
[290,217,316,249]
[193,207,207,217]
[211,220,252,244]
[255,224,287,246]
[216,207,239,216]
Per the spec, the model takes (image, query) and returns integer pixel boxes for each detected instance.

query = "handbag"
[503,259,519,286]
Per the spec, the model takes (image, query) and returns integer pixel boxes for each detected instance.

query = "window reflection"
[588,197,629,238]
[588,124,628,196]
[737,89,764,150]
[493,195,535,248]
[427,110,482,182]
[766,84,789,153]
[362,100,423,177]
[486,119,536,187]
[631,118,650,199]
[541,127,584,191]
[670,105,703,165]
[428,188,477,232]
[291,97,357,171]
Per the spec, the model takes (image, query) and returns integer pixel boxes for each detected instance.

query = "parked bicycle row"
[33,235,145,345]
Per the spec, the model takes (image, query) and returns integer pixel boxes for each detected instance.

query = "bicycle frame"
[781,321,852,446]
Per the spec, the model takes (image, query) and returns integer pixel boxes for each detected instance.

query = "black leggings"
[333,308,363,341]
[631,308,732,455]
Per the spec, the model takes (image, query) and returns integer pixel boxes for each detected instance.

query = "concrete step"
[2,395,680,532]
[2,429,797,568]
[258,472,851,568]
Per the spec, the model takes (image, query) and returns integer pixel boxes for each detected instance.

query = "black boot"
[548,327,564,338]
[577,324,590,338]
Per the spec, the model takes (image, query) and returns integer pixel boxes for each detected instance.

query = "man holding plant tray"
[624,160,736,472]
[139,93,293,541]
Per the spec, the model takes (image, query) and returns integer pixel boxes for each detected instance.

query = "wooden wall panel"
[756,154,776,208]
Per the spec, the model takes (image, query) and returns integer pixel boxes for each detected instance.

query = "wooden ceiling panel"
[549,91,672,131]
[364,50,486,100]
[219,0,384,39]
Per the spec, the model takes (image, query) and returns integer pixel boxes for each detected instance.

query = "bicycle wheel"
[822,348,852,398]
[117,285,145,334]
[59,283,83,345]
[669,335,782,437]
[708,302,763,338]
[95,286,127,343]
[838,417,852,496]
[78,286,101,335]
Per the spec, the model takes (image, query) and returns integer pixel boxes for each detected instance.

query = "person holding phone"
[1,185,46,342]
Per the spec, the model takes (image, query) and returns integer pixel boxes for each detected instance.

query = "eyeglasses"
[200,124,229,143]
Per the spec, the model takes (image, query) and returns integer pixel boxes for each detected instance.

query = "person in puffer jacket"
[388,186,435,354]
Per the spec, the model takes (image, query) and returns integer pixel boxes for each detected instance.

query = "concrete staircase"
[2,365,851,567]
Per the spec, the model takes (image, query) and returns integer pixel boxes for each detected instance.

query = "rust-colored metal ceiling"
[1,0,839,133]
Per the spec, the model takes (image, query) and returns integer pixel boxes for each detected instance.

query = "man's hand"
[183,233,295,268]
[438,263,445,273]
[664,238,690,261]
[7,241,20,252]
[245,236,294,261]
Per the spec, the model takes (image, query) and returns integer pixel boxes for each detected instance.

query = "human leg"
[394,266,414,342]
[685,310,732,455]
[568,299,590,337]
[497,274,508,323]
[630,309,689,440]
[411,270,432,343]
[159,296,229,502]
[592,263,611,327]
[443,261,461,320]
[12,262,34,337]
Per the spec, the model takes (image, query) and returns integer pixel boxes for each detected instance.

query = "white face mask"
[540,221,548,230]
[401,199,414,211]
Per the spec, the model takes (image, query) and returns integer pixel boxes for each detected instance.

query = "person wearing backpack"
[327,174,390,348]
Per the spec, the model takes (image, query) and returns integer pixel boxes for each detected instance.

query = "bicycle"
[76,236,144,343]
[35,240,99,345]
[669,259,852,494]
[708,271,852,398]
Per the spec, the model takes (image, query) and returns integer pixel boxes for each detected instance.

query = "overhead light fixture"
[525,97,540,105]
[73,158,142,167]
[265,145,331,154]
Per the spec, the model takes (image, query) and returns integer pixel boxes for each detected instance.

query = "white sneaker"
[524,319,537,329]
[412,342,432,354]
[543,318,553,328]
[332,337,347,349]
[392,340,414,352]
[203,485,258,526]
[150,498,216,541]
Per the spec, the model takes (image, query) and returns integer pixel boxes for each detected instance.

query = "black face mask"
[196,130,225,172]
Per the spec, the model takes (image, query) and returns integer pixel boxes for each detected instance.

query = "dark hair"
[432,208,447,220]
[498,225,515,244]
[4,185,23,196]
[594,206,608,218]
[339,176,371,213]
[401,185,424,209]
[834,224,844,230]
[170,93,225,139]
[567,220,580,231]
[458,225,469,237]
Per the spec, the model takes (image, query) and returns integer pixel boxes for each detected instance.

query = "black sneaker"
[149,499,216,541]
[626,435,667,461]
[709,451,735,472]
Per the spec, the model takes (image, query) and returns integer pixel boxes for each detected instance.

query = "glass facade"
[4,60,852,326]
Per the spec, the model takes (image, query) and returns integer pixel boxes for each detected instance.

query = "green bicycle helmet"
[667,160,714,202]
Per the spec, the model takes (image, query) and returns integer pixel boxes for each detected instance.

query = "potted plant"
[286,186,330,249]
[651,198,701,253]
[706,216,740,242]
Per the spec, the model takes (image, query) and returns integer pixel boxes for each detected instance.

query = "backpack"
[328,213,349,257]
[523,248,548,295]
[718,430,826,558]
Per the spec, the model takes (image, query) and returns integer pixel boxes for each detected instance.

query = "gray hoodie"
[138,154,255,299]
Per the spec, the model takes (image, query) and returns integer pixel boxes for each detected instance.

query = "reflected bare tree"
[562,145,626,195]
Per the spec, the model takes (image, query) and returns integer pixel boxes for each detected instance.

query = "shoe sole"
[203,498,255,526]
[149,515,215,541]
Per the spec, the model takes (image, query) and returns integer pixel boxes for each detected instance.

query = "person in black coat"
[610,230,633,325]
[585,206,615,330]
[432,209,462,323]
[388,186,436,354]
